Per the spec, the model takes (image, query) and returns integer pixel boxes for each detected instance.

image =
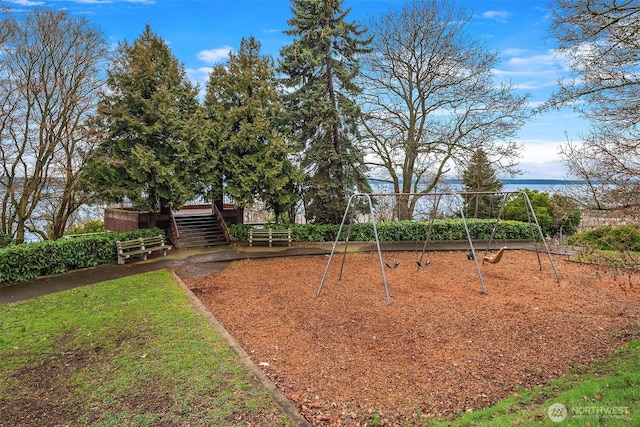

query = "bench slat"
[248,228,292,247]
[116,235,172,265]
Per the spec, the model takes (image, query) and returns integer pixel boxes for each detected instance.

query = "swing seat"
[385,261,400,270]
[416,260,431,269]
[483,247,507,264]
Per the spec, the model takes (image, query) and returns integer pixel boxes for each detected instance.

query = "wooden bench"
[116,235,172,265]
[249,228,292,247]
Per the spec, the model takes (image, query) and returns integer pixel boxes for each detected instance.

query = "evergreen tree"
[278,0,371,224]
[461,148,503,218]
[86,25,218,212]
[204,37,302,222]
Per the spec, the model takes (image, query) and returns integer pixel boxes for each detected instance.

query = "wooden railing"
[212,203,231,243]
[170,210,180,241]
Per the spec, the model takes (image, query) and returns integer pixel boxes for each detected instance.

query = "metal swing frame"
[317,192,487,305]
[317,190,561,305]
[472,191,560,282]
[381,212,402,270]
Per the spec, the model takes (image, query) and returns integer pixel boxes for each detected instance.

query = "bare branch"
[358,0,529,219]
[0,9,107,241]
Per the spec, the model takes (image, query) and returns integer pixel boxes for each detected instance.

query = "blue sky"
[2,0,588,179]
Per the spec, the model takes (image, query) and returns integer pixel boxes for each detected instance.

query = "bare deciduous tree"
[0,9,106,242]
[557,136,605,210]
[358,0,529,220]
[546,0,640,212]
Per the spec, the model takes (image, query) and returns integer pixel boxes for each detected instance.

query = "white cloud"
[518,160,568,179]
[196,46,233,64]
[55,0,156,3]
[506,51,568,70]
[493,68,557,78]
[9,0,157,3]
[186,66,213,84]
[501,48,529,57]
[6,0,45,5]
[492,49,572,90]
[519,139,563,164]
[516,139,571,179]
[482,10,511,23]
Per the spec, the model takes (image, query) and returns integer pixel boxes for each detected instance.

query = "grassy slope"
[0,270,291,426]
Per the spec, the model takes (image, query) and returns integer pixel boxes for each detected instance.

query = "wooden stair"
[171,211,228,249]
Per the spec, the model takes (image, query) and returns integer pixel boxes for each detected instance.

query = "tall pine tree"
[204,37,302,222]
[278,0,371,224]
[86,25,218,212]
[461,148,503,218]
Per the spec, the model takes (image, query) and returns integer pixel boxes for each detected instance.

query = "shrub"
[571,225,640,252]
[503,189,581,237]
[0,232,13,248]
[0,228,163,284]
[230,219,535,243]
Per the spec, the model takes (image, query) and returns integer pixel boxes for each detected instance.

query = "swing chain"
[416,194,441,270]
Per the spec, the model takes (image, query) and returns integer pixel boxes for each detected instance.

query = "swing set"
[317,191,559,305]
[382,194,442,270]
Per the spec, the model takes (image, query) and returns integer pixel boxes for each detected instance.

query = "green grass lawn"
[1,269,639,426]
[0,270,292,426]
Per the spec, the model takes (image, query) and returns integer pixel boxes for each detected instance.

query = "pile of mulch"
[185,250,640,425]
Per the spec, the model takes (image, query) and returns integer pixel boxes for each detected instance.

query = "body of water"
[369,178,587,195]
[11,179,587,242]
[495,179,586,194]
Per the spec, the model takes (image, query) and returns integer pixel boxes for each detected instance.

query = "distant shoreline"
[499,179,586,185]
[369,178,588,186]
[451,178,587,186]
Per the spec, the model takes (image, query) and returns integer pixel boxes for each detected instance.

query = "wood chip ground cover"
[186,250,640,425]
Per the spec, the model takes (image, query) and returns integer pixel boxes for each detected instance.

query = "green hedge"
[0,228,164,284]
[570,225,640,252]
[230,219,536,243]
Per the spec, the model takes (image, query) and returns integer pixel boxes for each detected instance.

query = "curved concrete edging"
[170,271,311,427]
